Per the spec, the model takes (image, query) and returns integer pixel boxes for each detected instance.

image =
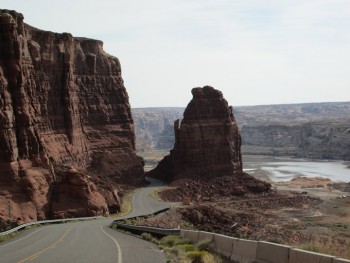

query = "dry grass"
[289,195,350,260]
[109,190,135,217]
[157,235,225,263]
[0,232,17,243]
[149,189,162,201]
[294,222,350,259]
[298,234,350,260]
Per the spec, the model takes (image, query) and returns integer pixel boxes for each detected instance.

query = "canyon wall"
[132,108,183,151]
[241,120,350,160]
[0,10,143,229]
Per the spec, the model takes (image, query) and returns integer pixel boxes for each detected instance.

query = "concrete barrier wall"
[256,241,291,263]
[213,234,235,257]
[231,238,257,263]
[198,231,214,242]
[180,229,350,263]
[289,248,334,263]
[180,229,199,243]
[333,259,350,263]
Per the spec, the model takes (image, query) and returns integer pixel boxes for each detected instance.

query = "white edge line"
[100,226,122,263]
[0,227,46,248]
[132,192,136,214]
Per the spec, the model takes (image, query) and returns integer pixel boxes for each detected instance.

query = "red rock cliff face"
[148,86,243,181]
[0,10,143,229]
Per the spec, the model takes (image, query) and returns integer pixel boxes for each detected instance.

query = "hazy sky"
[2,0,350,107]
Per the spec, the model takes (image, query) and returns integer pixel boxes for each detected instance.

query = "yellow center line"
[18,228,71,263]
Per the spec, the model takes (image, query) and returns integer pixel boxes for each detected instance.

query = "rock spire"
[148,86,243,181]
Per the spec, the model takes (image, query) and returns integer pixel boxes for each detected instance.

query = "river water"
[243,155,350,183]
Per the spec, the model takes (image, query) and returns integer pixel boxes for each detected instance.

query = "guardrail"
[0,216,102,236]
[181,229,350,263]
[0,205,170,238]
[114,222,180,236]
[113,207,180,236]
[121,207,170,220]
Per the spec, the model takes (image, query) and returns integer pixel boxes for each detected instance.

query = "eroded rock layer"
[148,86,243,180]
[0,10,143,229]
[148,86,270,195]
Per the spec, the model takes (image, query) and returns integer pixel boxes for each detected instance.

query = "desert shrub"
[202,253,221,263]
[0,232,17,243]
[141,232,157,243]
[187,251,208,262]
[299,242,342,258]
[123,219,132,224]
[176,244,195,252]
[196,239,213,251]
[168,247,180,256]
[160,235,225,263]
[160,235,179,247]
[166,245,191,262]
[174,237,192,245]
[160,235,191,247]
[114,191,133,217]
[300,243,321,253]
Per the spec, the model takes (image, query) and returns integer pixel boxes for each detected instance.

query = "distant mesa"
[147,86,270,195]
[132,101,350,161]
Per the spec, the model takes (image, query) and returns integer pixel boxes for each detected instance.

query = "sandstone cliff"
[147,86,270,195]
[0,10,143,229]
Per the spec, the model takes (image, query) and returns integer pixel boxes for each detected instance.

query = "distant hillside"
[234,101,350,126]
[132,102,350,160]
[132,108,184,151]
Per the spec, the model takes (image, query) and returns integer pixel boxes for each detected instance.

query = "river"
[243,155,350,183]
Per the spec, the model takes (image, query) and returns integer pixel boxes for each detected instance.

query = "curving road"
[0,178,169,263]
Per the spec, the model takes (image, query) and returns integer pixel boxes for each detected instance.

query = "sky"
[1,0,350,108]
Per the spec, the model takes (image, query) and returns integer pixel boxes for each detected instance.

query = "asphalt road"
[0,178,169,263]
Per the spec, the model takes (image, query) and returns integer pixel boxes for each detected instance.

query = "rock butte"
[147,86,270,196]
[0,10,143,229]
[148,86,242,181]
